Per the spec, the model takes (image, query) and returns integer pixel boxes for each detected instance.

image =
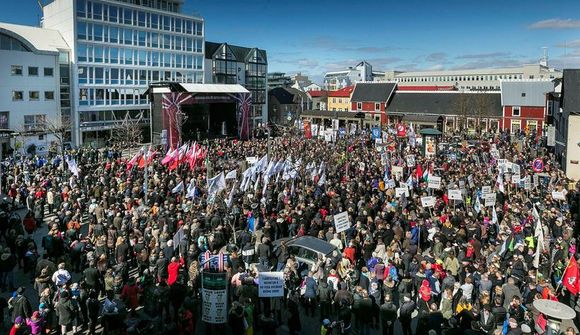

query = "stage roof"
[146,83,250,95]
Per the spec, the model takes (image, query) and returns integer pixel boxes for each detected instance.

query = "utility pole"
[143,146,148,204]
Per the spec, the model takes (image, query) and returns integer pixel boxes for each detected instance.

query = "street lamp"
[533,299,576,335]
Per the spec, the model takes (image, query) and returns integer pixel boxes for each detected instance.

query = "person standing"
[10,287,32,323]
[380,294,397,335]
[399,294,416,335]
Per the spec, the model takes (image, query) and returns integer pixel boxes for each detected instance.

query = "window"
[77,21,87,40]
[44,67,54,76]
[44,91,54,100]
[28,66,38,76]
[29,91,40,100]
[547,104,552,116]
[24,114,46,131]
[512,106,520,116]
[11,65,22,75]
[527,120,538,134]
[375,103,380,111]
[521,93,526,97]
[510,119,521,133]
[0,112,8,129]
[12,91,23,101]
[357,102,362,110]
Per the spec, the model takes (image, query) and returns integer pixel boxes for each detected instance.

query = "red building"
[350,82,397,125]
[500,80,555,136]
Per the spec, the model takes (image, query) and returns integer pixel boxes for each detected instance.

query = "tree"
[110,112,144,156]
[472,93,493,134]
[454,93,472,131]
[40,115,72,155]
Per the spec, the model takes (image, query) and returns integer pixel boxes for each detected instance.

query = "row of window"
[397,74,525,83]
[212,60,267,78]
[79,109,150,124]
[77,22,203,52]
[79,88,148,106]
[77,44,202,69]
[12,91,55,101]
[11,65,54,76]
[355,102,381,111]
[76,0,202,35]
[78,66,202,86]
[24,114,46,131]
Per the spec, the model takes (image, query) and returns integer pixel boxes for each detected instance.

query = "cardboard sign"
[551,191,566,201]
[511,164,521,175]
[484,192,497,207]
[428,176,442,189]
[406,155,415,168]
[421,196,436,208]
[511,175,520,184]
[386,179,397,189]
[395,187,410,198]
[459,180,466,190]
[246,157,257,165]
[467,175,475,188]
[258,272,285,298]
[524,176,532,190]
[391,166,404,180]
[202,272,228,324]
[448,189,463,201]
[533,174,539,187]
[482,186,492,195]
[333,211,351,233]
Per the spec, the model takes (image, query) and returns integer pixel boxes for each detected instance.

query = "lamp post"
[533,299,576,335]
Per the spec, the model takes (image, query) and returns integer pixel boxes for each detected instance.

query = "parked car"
[273,236,340,271]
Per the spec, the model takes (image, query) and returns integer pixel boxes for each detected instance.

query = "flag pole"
[555,256,574,293]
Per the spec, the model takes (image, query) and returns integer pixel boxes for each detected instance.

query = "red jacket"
[343,246,356,264]
[167,261,180,286]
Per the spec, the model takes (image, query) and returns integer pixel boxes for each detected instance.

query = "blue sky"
[2,0,580,83]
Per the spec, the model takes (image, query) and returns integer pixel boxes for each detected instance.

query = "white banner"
[258,272,285,298]
[333,211,351,233]
[547,126,555,147]
[395,187,410,198]
[484,192,497,207]
[406,155,415,168]
[428,176,441,189]
[421,196,436,208]
[246,156,257,165]
[391,166,404,180]
[551,191,566,200]
[201,272,228,324]
[448,189,463,201]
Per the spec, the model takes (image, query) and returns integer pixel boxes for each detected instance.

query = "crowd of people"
[0,123,578,335]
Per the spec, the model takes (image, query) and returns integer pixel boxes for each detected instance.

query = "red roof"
[308,90,327,97]
[328,86,354,97]
[397,85,457,91]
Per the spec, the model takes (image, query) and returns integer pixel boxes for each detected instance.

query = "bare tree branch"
[110,112,144,155]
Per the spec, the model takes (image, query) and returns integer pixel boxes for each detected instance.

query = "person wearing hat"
[26,310,45,335]
[9,316,26,335]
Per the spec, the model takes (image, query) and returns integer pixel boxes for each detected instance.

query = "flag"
[225,169,237,180]
[408,126,416,147]
[255,155,268,174]
[533,206,544,268]
[318,173,326,186]
[66,157,79,177]
[406,174,413,189]
[225,182,236,208]
[416,164,423,181]
[562,257,580,295]
[207,172,226,201]
[127,151,141,171]
[474,195,481,214]
[161,148,176,165]
[491,206,498,224]
[186,180,197,199]
[171,181,184,194]
[496,173,505,194]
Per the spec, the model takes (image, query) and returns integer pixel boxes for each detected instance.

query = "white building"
[394,63,561,91]
[41,0,205,146]
[324,61,385,90]
[0,22,71,156]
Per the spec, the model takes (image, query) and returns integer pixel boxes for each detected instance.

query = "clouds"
[456,52,511,59]
[425,52,448,62]
[556,39,580,49]
[273,58,319,68]
[528,18,580,29]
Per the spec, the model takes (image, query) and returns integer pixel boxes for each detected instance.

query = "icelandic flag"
[474,195,481,214]
[171,181,184,194]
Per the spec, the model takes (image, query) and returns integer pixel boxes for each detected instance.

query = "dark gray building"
[553,69,580,178]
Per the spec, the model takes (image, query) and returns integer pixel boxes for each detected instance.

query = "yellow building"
[327,86,354,111]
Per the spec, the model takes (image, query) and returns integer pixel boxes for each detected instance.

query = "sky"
[2,0,580,84]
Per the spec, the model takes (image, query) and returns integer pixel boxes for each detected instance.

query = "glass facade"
[75,0,204,133]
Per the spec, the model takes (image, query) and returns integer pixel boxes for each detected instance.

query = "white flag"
[491,206,498,224]
[186,180,197,199]
[207,172,226,199]
[318,173,326,186]
[225,182,236,208]
[171,181,184,194]
[66,157,79,177]
[532,206,544,268]
[473,195,481,214]
[225,169,237,180]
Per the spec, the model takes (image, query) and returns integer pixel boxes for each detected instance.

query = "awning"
[178,83,249,94]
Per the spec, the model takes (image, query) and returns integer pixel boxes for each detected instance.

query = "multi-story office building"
[204,41,267,128]
[267,72,292,89]
[394,63,561,91]
[41,0,205,145]
[0,22,71,155]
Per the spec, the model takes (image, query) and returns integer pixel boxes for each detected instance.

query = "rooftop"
[0,22,69,53]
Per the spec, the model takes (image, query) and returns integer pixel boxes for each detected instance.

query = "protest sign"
[484,192,496,207]
[421,196,436,207]
[406,155,415,167]
[333,211,351,233]
[551,191,566,200]
[428,176,441,189]
[448,189,463,201]
[482,186,492,195]
[395,187,410,198]
[258,272,285,298]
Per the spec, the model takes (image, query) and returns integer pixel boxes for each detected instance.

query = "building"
[327,86,354,112]
[204,41,267,128]
[323,61,384,90]
[554,69,580,179]
[387,91,503,132]
[500,80,554,135]
[290,72,312,88]
[267,72,291,89]
[41,0,205,146]
[0,22,71,156]
[268,87,310,126]
[394,63,561,91]
[307,90,327,110]
[350,82,397,126]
